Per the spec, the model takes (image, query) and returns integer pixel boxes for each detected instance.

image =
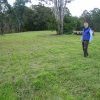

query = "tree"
[80,8,100,31]
[90,8,100,31]
[21,5,56,31]
[81,10,93,28]
[0,0,8,35]
[30,5,56,31]
[37,0,73,35]
[13,0,31,32]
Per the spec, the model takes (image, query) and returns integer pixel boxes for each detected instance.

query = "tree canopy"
[0,0,100,35]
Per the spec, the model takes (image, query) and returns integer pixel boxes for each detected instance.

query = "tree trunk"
[0,23,4,35]
[56,0,64,35]
[0,14,4,35]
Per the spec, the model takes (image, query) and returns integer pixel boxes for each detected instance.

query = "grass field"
[0,31,100,100]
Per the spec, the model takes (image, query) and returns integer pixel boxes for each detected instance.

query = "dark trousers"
[82,40,89,57]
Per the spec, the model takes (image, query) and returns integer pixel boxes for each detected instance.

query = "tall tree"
[37,0,73,35]
[13,0,31,32]
[90,8,100,31]
[30,5,56,31]
[0,0,9,34]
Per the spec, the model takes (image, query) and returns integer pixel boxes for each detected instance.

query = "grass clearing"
[0,31,100,100]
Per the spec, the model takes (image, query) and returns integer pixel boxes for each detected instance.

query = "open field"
[0,31,100,100]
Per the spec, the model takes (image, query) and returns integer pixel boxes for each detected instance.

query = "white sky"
[8,0,100,17]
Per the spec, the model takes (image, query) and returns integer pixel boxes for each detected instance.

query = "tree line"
[0,0,100,35]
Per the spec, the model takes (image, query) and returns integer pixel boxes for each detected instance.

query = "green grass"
[0,31,100,100]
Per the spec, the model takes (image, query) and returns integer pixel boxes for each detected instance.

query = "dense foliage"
[0,0,100,34]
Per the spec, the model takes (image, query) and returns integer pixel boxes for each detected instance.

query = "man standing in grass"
[81,22,93,57]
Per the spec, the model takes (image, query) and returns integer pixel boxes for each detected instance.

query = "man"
[81,22,93,57]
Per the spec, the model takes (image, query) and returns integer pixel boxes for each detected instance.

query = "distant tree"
[63,9,82,33]
[64,16,80,33]
[37,0,74,35]
[30,5,56,31]
[90,8,100,31]
[81,10,93,28]
[13,0,31,32]
[80,8,100,31]
[0,1,8,35]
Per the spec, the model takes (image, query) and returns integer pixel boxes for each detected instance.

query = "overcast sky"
[8,0,100,17]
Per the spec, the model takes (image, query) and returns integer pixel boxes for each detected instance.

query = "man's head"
[84,22,89,28]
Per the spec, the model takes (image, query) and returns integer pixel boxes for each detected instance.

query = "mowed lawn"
[0,31,100,100]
